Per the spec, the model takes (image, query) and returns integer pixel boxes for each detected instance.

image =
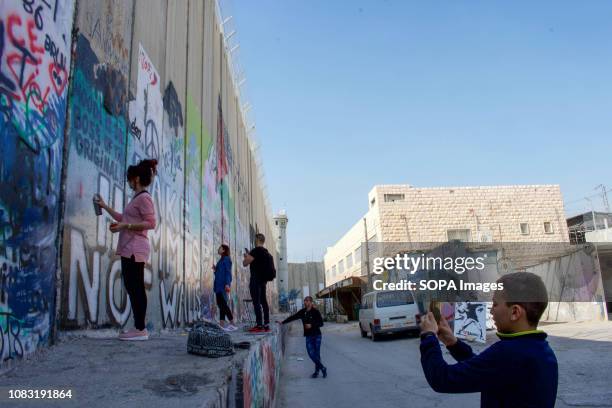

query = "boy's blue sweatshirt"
[420,331,558,408]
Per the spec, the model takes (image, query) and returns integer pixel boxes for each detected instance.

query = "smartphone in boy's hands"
[429,301,441,324]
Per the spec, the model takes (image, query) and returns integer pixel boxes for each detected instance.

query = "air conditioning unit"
[477,230,493,243]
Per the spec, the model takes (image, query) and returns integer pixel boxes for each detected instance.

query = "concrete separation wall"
[1,0,277,371]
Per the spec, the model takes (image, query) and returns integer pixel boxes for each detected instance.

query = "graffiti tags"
[0,0,73,370]
[0,312,24,362]
[242,330,283,408]
[129,45,161,161]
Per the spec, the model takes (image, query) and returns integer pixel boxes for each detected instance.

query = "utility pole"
[585,197,597,232]
[363,217,371,292]
[596,184,610,213]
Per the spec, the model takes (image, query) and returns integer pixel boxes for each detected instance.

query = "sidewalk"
[543,321,612,407]
[0,324,286,408]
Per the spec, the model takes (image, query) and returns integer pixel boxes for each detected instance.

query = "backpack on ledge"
[187,321,234,358]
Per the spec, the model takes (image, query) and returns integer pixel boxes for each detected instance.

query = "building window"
[346,254,353,269]
[520,223,530,235]
[354,248,361,265]
[447,229,471,242]
[370,198,376,207]
[543,222,553,234]
[384,193,405,203]
[332,265,337,276]
[339,260,345,275]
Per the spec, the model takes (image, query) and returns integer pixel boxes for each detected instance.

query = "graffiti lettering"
[71,54,126,183]
[0,312,24,362]
[43,33,64,68]
[130,117,141,140]
[1,0,73,369]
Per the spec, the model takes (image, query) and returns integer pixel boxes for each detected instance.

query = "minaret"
[273,210,289,301]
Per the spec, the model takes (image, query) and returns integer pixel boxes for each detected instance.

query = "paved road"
[279,321,612,408]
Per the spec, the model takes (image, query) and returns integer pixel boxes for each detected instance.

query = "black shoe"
[263,324,271,332]
[321,367,327,378]
[311,371,319,378]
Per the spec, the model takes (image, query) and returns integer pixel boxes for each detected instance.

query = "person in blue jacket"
[213,244,237,331]
[419,272,558,408]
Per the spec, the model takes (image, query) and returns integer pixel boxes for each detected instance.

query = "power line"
[564,185,612,207]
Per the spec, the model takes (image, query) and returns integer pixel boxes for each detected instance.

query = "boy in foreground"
[419,272,558,408]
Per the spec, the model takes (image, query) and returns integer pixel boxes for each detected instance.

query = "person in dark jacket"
[243,233,272,332]
[280,296,327,378]
[213,244,237,331]
[419,272,558,408]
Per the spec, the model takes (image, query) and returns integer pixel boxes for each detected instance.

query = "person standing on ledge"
[243,233,274,332]
[213,244,238,331]
[279,296,327,378]
[95,159,158,341]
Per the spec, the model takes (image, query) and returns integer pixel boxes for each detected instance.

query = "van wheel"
[370,325,379,342]
[359,323,367,338]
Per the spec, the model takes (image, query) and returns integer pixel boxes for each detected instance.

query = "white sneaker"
[227,324,238,331]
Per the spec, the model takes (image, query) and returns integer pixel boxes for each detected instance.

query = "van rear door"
[374,291,418,330]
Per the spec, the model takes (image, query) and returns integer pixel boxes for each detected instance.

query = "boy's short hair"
[304,296,313,302]
[497,272,548,326]
[255,233,266,244]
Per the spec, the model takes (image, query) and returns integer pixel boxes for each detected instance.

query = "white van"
[359,290,419,341]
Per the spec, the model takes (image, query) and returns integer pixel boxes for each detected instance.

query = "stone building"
[324,184,569,286]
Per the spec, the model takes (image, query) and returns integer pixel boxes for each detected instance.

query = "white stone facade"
[324,184,569,286]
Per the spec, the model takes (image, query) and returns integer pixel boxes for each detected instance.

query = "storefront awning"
[316,276,367,298]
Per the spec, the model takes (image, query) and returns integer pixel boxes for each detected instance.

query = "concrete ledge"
[0,324,287,408]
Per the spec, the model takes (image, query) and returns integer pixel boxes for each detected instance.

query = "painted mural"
[185,94,205,322]
[242,326,285,408]
[62,33,129,328]
[1,1,277,368]
[0,0,74,364]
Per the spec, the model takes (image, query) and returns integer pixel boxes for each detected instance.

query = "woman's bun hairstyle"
[127,159,158,187]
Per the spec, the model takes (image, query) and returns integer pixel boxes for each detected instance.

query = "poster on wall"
[454,302,487,343]
[129,44,163,165]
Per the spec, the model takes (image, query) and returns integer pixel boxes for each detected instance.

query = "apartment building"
[324,184,569,286]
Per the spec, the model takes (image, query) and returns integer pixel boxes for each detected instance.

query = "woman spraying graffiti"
[94,159,157,341]
[213,244,238,331]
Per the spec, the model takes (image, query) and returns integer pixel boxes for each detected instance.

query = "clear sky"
[224,0,612,262]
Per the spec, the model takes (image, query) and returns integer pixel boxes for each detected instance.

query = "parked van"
[359,290,419,341]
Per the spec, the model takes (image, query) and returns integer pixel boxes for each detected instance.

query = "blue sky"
[226,1,612,261]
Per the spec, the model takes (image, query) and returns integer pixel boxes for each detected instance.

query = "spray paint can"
[93,194,102,216]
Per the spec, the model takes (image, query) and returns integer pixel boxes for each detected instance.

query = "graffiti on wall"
[62,32,130,328]
[3,2,276,358]
[0,0,74,365]
[155,80,185,328]
[128,45,189,328]
[184,94,205,322]
[242,328,284,408]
